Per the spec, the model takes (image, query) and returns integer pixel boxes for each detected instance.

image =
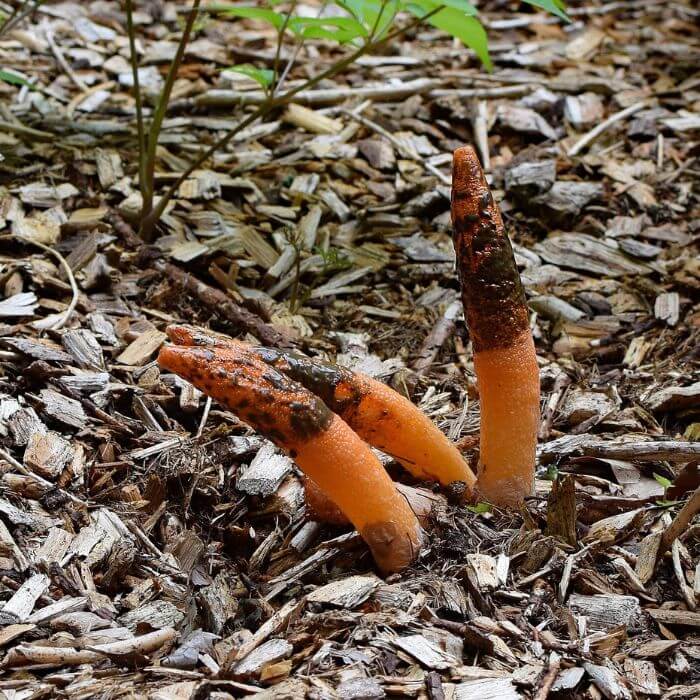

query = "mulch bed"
[0,0,698,697]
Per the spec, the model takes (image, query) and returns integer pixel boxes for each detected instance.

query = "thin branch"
[275,0,328,95]
[141,0,201,224]
[567,100,649,156]
[343,105,451,185]
[533,652,561,700]
[45,27,88,91]
[0,445,87,506]
[0,0,42,39]
[0,1,21,35]
[368,0,395,41]
[196,396,213,438]
[272,0,298,94]
[125,0,146,190]
[0,234,78,330]
[140,5,442,234]
[0,118,54,141]
[657,486,700,565]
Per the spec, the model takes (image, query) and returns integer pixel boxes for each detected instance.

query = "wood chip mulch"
[0,0,698,697]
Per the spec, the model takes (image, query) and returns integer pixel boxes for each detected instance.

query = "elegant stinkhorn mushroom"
[158,343,422,573]
[304,475,441,526]
[165,324,476,492]
[451,146,540,507]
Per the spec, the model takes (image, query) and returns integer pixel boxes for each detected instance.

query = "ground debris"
[0,0,696,696]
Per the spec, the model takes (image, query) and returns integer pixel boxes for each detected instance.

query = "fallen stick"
[104,213,290,349]
[186,82,533,111]
[580,440,700,462]
[410,300,462,389]
[451,146,540,507]
[0,446,86,508]
[46,28,88,92]
[540,437,700,464]
[343,105,451,185]
[158,343,422,573]
[191,77,440,107]
[567,101,649,156]
[533,652,561,700]
[585,441,700,462]
[429,85,533,99]
[4,628,177,668]
[155,261,293,349]
[656,486,700,567]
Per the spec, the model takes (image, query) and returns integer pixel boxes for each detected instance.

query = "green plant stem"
[0,0,42,39]
[275,0,328,95]
[370,0,395,40]
[125,0,146,190]
[0,2,20,33]
[140,0,201,240]
[137,6,441,239]
[272,0,297,93]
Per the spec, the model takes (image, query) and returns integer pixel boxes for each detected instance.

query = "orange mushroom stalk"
[451,146,540,507]
[158,343,422,573]
[304,475,441,527]
[166,325,476,492]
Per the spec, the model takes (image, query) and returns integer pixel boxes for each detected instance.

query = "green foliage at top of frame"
[522,0,568,22]
[223,63,275,87]
[209,0,568,72]
[404,0,489,68]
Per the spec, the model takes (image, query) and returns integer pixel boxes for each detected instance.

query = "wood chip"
[454,678,520,700]
[236,442,294,497]
[24,431,74,480]
[0,574,50,623]
[116,330,167,366]
[234,638,293,678]
[38,389,88,429]
[568,593,642,632]
[307,575,380,608]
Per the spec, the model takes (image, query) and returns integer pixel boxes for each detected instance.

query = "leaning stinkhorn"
[165,324,476,492]
[304,475,440,526]
[158,343,422,573]
[451,146,540,507]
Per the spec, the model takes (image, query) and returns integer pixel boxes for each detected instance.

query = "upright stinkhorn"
[451,146,540,507]
[158,343,422,573]
[166,325,476,492]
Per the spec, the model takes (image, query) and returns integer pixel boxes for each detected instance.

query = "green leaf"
[0,70,33,89]
[467,501,492,514]
[223,64,274,88]
[339,0,380,25]
[522,0,569,22]
[289,25,354,42]
[375,1,400,39]
[653,472,672,489]
[288,16,368,43]
[402,0,477,14]
[338,0,397,37]
[210,5,286,30]
[407,2,491,69]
